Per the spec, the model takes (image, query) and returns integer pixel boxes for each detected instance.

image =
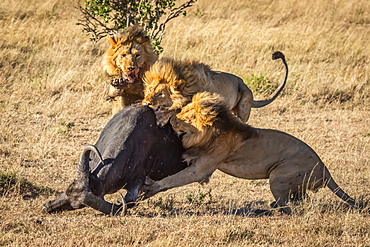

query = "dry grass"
[1,0,369,246]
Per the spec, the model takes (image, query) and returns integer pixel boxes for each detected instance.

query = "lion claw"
[109,77,128,87]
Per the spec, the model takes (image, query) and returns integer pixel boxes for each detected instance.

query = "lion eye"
[154,93,164,98]
[136,54,141,58]
[121,54,127,58]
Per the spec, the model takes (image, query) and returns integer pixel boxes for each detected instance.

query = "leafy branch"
[77,0,197,54]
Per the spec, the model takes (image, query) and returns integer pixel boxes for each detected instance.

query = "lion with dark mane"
[143,92,358,214]
[103,25,157,115]
[142,51,288,126]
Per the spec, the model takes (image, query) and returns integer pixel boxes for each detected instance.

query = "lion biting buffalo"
[43,105,187,215]
[142,92,359,215]
[45,25,290,215]
[44,24,361,215]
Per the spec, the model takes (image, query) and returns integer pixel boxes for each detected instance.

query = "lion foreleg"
[111,97,124,115]
[143,157,218,198]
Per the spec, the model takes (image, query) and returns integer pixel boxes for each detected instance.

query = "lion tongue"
[125,71,137,83]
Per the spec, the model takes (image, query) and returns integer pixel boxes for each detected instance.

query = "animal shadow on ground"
[128,198,370,218]
[227,202,274,217]
[228,200,370,216]
[130,200,275,218]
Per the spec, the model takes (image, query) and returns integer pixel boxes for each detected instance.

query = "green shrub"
[78,0,197,54]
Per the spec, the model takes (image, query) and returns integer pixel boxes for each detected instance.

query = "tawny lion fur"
[144,92,358,214]
[143,53,287,126]
[103,25,157,115]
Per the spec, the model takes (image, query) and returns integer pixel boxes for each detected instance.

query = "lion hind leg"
[290,189,307,205]
[269,187,292,215]
[268,173,295,215]
[270,189,306,211]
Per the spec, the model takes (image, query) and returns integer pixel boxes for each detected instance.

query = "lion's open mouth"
[123,69,139,83]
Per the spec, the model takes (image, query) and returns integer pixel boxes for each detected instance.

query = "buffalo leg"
[82,191,126,215]
[124,179,143,208]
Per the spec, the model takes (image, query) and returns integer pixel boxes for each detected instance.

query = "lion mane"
[103,25,157,76]
[103,25,158,115]
[144,57,211,110]
[173,92,254,150]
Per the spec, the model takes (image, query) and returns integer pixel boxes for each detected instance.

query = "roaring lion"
[143,92,358,214]
[103,25,157,115]
[142,51,288,126]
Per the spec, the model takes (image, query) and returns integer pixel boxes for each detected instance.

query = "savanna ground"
[1,0,370,245]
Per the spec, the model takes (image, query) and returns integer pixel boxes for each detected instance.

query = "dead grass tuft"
[0,171,55,198]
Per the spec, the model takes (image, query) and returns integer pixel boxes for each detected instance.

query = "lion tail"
[252,51,288,108]
[326,177,359,209]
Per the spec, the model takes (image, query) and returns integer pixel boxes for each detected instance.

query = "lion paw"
[109,76,128,87]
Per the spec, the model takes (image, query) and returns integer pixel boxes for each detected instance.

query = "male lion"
[143,92,358,215]
[103,25,157,115]
[142,51,288,126]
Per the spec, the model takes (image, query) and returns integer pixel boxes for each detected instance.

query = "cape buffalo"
[43,104,187,215]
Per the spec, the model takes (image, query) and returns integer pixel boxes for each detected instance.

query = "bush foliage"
[78,0,196,53]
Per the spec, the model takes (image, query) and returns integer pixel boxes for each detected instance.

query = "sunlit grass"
[0,0,369,245]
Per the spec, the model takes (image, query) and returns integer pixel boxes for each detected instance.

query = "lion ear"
[175,79,186,92]
[141,35,150,43]
[133,34,150,44]
[108,36,119,47]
